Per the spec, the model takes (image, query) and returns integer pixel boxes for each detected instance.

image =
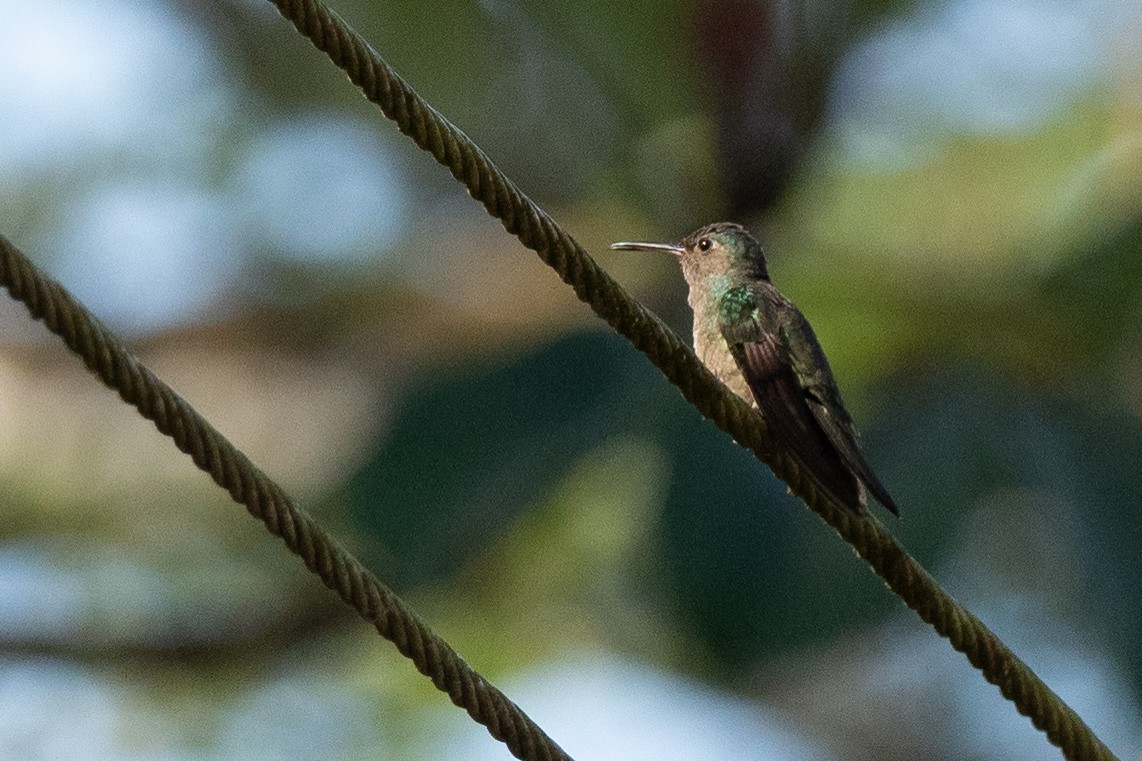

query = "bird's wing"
[719,286,865,511]
[777,312,899,516]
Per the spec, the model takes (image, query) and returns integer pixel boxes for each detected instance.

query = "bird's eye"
[697,238,712,252]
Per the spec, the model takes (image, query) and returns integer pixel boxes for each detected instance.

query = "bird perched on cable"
[611,223,898,516]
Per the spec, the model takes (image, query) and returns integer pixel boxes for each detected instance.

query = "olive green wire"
[259,1,1118,759]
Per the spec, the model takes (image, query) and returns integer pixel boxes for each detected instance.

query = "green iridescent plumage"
[611,223,898,516]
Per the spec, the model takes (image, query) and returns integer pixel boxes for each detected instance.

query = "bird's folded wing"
[778,320,899,516]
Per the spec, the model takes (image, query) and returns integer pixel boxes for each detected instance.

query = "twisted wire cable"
[0,233,574,761]
[262,1,1118,759]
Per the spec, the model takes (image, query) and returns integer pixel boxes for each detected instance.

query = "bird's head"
[610,222,769,287]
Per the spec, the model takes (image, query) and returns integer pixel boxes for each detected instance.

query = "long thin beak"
[609,240,684,256]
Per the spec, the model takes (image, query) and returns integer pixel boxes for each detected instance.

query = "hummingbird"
[611,223,899,516]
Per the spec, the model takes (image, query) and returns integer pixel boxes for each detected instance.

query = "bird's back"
[718,283,896,514]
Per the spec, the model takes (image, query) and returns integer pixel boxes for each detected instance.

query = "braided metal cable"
[263,1,1118,759]
[0,233,574,761]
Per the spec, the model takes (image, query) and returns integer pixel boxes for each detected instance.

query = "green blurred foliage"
[5,0,1142,755]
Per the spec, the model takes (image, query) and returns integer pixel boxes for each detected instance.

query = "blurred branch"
[0,233,572,761]
[260,1,1116,759]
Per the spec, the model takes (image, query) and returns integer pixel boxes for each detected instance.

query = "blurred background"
[1,0,1141,758]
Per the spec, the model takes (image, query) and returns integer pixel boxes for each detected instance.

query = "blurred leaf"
[1036,214,1142,362]
[416,436,678,674]
[347,330,653,588]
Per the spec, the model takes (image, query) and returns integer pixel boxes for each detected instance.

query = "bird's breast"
[689,308,755,404]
